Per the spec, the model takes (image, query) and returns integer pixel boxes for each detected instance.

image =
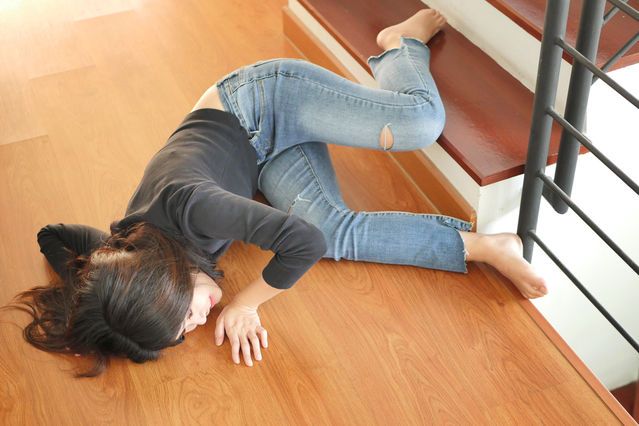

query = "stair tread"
[299,0,563,185]
[487,0,639,69]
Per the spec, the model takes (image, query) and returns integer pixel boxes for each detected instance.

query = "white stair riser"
[422,0,572,114]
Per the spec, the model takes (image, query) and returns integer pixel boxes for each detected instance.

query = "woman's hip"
[215,54,445,165]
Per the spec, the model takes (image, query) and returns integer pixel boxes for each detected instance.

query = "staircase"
[282,0,639,423]
[485,0,639,69]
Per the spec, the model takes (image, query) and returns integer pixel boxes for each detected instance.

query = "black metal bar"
[528,230,639,353]
[538,172,639,274]
[607,0,639,20]
[603,0,630,24]
[595,31,639,78]
[547,108,639,197]
[557,39,639,108]
[517,0,570,262]
[551,0,606,214]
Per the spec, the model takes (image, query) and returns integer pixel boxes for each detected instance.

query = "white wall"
[421,0,572,114]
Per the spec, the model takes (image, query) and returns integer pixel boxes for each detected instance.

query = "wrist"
[233,274,284,308]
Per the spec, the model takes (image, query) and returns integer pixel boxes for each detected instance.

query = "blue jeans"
[214,36,473,273]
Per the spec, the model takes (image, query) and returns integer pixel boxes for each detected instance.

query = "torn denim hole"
[379,123,393,150]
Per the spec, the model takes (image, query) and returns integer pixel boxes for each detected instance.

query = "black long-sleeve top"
[37,108,327,289]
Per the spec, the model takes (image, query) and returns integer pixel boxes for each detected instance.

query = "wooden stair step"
[298,0,565,186]
[487,0,639,70]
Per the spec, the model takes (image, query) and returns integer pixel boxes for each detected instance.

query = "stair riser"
[422,0,572,114]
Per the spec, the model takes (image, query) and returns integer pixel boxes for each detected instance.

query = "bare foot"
[376,9,447,51]
[461,232,549,299]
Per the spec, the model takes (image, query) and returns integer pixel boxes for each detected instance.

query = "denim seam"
[222,81,249,132]
[257,79,266,131]
[402,38,433,104]
[230,71,432,109]
[295,145,349,214]
[362,211,472,230]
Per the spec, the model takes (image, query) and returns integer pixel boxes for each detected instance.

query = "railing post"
[550,0,606,214]
[517,0,570,261]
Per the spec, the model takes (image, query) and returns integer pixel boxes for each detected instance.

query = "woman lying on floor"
[2,9,546,377]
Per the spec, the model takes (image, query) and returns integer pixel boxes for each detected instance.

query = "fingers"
[240,337,253,367]
[227,328,268,366]
[231,336,241,364]
[257,326,268,349]
[249,331,262,362]
[214,305,267,366]
[228,333,260,366]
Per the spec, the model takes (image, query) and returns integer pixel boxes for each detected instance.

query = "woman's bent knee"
[404,100,446,150]
[381,119,445,152]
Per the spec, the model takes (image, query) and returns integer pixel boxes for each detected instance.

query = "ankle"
[377,31,402,51]
[459,231,491,264]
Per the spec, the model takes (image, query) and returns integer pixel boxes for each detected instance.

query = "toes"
[527,287,548,299]
[520,283,548,299]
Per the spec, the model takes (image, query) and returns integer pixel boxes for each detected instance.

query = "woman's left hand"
[214,300,268,366]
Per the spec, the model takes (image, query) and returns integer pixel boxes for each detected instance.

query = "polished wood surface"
[0,0,631,424]
[486,0,639,70]
[298,0,568,186]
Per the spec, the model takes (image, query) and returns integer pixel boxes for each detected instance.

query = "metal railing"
[517,0,639,353]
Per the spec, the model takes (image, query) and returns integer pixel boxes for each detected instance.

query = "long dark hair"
[0,221,223,378]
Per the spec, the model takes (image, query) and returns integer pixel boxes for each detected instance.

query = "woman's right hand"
[214,300,268,367]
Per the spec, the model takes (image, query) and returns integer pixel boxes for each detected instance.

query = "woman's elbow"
[307,225,328,259]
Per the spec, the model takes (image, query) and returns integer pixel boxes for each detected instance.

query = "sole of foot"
[376,9,447,51]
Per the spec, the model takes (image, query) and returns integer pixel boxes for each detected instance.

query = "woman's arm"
[181,184,327,366]
[182,183,327,290]
[37,224,109,280]
[233,274,285,308]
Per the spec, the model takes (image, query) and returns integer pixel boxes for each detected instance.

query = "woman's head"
[1,221,223,378]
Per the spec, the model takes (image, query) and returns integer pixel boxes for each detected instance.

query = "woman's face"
[175,270,223,339]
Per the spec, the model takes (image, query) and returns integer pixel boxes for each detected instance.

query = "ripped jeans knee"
[379,123,394,150]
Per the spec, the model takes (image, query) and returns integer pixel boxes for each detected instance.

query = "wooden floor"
[0,0,630,424]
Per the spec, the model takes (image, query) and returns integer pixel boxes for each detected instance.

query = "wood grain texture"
[485,0,639,70]
[0,0,631,424]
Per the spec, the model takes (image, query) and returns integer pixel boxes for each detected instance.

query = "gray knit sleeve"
[181,183,327,289]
